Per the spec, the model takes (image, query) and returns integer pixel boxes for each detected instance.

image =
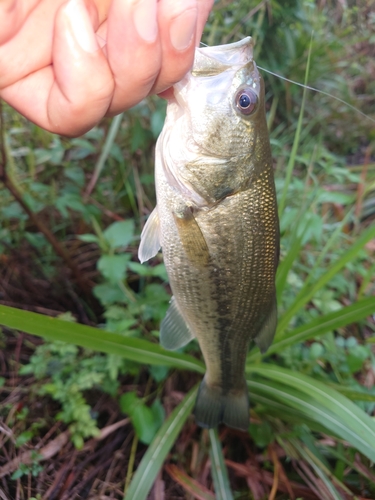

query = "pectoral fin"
[254,295,277,353]
[160,296,195,350]
[138,207,161,263]
[173,206,210,267]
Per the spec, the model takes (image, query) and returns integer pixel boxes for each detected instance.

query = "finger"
[105,0,162,116]
[149,0,198,95]
[0,0,40,44]
[196,0,214,42]
[0,0,64,89]
[2,0,114,136]
[157,0,213,101]
[0,0,107,90]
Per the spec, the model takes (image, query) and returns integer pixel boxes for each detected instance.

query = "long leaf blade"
[0,305,204,373]
[209,429,234,500]
[123,386,198,500]
[249,378,375,459]
[247,364,375,462]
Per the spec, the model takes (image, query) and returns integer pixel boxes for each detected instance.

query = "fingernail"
[64,0,99,53]
[170,7,197,51]
[133,0,158,43]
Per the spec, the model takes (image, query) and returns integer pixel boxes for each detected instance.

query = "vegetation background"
[1,0,375,498]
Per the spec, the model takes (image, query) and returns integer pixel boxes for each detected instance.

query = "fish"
[138,37,279,432]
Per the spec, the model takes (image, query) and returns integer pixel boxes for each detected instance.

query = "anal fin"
[138,207,161,263]
[254,295,277,353]
[160,296,195,351]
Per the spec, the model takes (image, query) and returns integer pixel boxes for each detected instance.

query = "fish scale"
[139,37,279,431]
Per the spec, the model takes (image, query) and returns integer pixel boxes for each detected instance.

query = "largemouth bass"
[139,37,279,431]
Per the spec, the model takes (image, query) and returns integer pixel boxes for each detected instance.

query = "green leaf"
[131,404,159,445]
[11,468,25,480]
[15,431,34,448]
[249,421,274,448]
[93,283,126,306]
[247,364,375,462]
[0,306,205,374]
[123,386,198,500]
[209,429,234,500]
[103,220,135,250]
[78,234,100,244]
[97,254,131,283]
[120,393,165,445]
[120,392,138,414]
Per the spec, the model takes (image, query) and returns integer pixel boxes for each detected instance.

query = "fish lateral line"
[257,65,375,125]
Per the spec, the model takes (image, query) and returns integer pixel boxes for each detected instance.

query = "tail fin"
[193,377,249,431]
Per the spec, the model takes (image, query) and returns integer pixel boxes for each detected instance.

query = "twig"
[0,488,10,500]
[0,431,70,478]
[268,444,279,500]
[124,433,138,496]
[0,418,129,479]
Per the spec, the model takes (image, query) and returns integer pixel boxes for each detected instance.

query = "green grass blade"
[278,34,313,216]
[85,113,124,195]
[249,378,375,459]
[358,259,375,299]
[270,296,375,356]
[209,429,234,500]
[248,380,332,433]
[276,232,304,302]
[123,386,198,500]
[326,384,375,403]
[278,223,375,333]
[292,441,345,500]
[0,305,204,373]
[246,364,375,461]
[298,207,354,293]
[248,296,375,362]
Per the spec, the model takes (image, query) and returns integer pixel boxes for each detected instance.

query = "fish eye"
[235,88,258,115]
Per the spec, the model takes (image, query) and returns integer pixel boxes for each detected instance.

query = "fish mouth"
[171,37,256,103]
[192,37,254,76]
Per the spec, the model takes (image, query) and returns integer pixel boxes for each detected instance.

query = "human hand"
[0,0,214,136]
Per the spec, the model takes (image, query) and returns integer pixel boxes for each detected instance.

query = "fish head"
[163,38,271,204]
[171,37,266,157]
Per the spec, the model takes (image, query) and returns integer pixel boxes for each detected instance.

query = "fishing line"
[198,41,374,124]
[258,65,375,125]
